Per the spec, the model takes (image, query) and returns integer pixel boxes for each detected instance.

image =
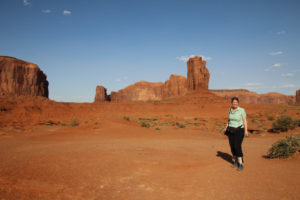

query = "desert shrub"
[294,118,300,127]
[194,123,200,126]
[44,121,53,126]
[60,122,67,126]
[155,127,160,130]
[194,117,198,120]
[268,116,275,121]
[251,119,258,123]
[175,122,185,128]
[267,134,300,158]
[84,121,88,124]
[272,115,296,133]
[140,120,150,128]
[69,120,79,127]
[123,116,130,121]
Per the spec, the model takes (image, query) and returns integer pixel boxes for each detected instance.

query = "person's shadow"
[216,151,233,164]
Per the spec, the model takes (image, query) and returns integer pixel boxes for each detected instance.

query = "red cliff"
[187,56,210,91]
[0,56,49,98]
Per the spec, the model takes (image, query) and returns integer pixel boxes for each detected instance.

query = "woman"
[223,97,248,171]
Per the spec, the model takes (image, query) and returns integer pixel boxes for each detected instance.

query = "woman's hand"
[244,130,249,137]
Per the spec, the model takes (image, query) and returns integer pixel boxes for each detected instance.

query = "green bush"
[272,115,296,133]
[69,120,79,127]
[267,134,300,158]
[251,119,258,123]
[123,116,130,121]
[175,122,185,128]
[140,120,150,128]
[267,116,275,121]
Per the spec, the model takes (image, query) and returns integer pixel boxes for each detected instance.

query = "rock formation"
[0,56,49,98]
[94,85,109,102]
[110,81,164,102]
[162,74,187,99]
[210,89,295,105]
[296,89,300,105]
[187,56,210,90]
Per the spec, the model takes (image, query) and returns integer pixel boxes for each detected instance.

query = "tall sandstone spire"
[187,56,210,91]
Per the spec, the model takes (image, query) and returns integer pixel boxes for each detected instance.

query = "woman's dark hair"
[231,96,239,103]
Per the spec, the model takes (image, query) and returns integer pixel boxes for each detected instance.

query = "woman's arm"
[242,117,248,136]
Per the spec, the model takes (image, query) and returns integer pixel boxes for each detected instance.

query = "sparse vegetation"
[140,120,150,128]
[44,121,53,126]
[194,117,198,120]
[123,116,130,121]
[267,116,275,121]
[155,127,160,130]
[194,123,200,126]
[272,115,296,133]
[251,119,258,123]
[267,134,300,158]
[175,122,185,128]
[60,122,67,126]
[84,121,88,124]
[69,120,79,127]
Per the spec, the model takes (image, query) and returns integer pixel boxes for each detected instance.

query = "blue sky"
[0,0,299,102]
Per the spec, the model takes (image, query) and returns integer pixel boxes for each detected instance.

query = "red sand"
[0,93,300,199]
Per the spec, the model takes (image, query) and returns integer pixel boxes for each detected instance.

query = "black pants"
[227,127,245,158]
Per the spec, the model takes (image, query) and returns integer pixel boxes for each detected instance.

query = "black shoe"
[232,159,238,168]
[237,162,244,171]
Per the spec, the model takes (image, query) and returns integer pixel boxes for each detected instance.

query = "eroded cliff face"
[110,81,164,102]
[162,74,188,99]
[94,85,109,102]
[0,56,49,98]
[187,56,210,91]
[296,89,300,105]
[210,89,295,105]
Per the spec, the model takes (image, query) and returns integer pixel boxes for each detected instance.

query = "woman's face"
[231,100,239,108]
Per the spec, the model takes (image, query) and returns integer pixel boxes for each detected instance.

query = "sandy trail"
[0,123,299,200]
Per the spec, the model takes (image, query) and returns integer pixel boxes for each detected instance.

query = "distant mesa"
[94,56,209,102]
[210,89,295,105]
[0,56,49,98]
[94,56,296,105]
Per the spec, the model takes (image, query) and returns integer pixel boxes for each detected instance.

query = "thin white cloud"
[273,63,281,68]
[269,51,283,56]
[23,0,30,6]
[176,54,212,62]
[42,9,51,14]
[276,30,286,35]
[63,10,72,15]
[115,76,128,82]
[265,63,282,72]
[281,73,294,77]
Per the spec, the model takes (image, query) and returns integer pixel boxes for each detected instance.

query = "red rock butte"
[94,56,209,102]
[0,56,49,98]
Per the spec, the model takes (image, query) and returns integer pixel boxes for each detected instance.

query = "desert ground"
[0,91,300,200]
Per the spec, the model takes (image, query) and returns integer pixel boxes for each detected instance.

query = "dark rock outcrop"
[0,56,49,98]
[94,85,109,102]
[296,89,300,105]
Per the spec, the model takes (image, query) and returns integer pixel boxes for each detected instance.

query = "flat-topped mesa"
[94,85,110,102]
[187,56,210,91]
[210,89,295,105]
[110,81,164,102]
[296,89,300,105]
[0,56,49,98]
